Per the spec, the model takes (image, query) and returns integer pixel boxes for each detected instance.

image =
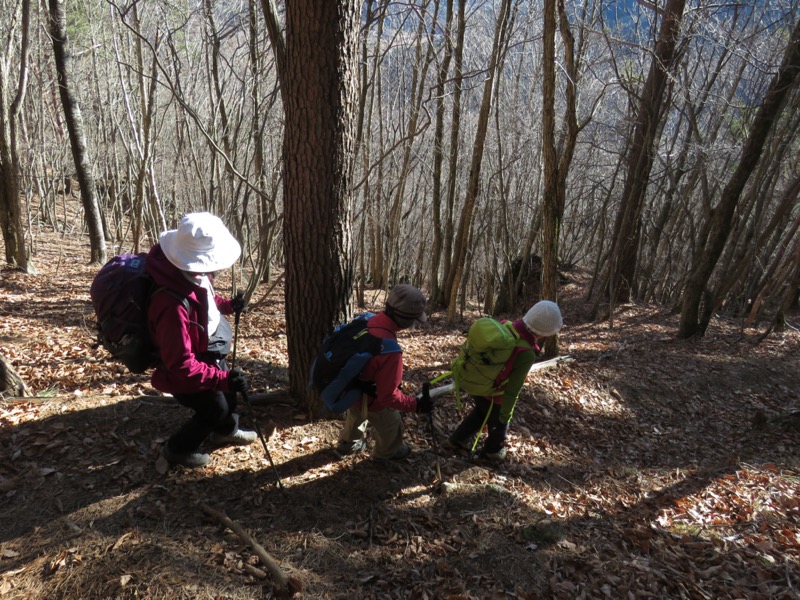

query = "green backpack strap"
[429,369,463,410]
[429,371,452,385]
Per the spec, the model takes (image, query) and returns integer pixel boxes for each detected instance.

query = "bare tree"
[541,0,583,299]
[437,0,466,309]
[596,0,687,315]
[429,0,455,306]
[445,0,515,323]
[679,18,800,337]
[0,0,32,270]
[47,0,106,264]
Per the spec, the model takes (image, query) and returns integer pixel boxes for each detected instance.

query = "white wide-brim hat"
[160,212,241,273]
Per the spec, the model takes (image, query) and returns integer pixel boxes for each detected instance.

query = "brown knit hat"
[386,284,428,326]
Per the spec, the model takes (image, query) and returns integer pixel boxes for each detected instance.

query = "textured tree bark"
[47,0,106,265]
[282,1,361,414]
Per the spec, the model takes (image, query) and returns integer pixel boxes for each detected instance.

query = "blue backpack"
[310,313,401,413]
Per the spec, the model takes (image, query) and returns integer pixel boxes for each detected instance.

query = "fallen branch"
[430,355,574,398]
[200,503,302,598]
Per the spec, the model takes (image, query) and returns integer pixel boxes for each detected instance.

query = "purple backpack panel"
[89,253,156,373]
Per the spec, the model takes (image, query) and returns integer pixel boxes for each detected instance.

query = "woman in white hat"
[445,300,563,461]
[146,212,255,467]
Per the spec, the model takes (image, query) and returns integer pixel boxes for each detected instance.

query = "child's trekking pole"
[423,382,442,483]
[231,291,284,490]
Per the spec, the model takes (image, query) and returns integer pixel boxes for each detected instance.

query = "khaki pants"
[338,398,404,459]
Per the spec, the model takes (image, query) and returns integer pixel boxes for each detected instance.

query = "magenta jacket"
[145,244,236,395]
[355,311,418,413]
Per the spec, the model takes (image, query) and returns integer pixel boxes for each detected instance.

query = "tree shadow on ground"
[0,399,556,597]
[2,335,798,598]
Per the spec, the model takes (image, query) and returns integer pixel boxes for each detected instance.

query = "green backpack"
[435,317,530,405]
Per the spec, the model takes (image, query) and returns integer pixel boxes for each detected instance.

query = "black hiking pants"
[168,357,239,454]
[451,396,509,454]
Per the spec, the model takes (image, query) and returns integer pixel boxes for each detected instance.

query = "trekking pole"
[231,290,284,490]
[230,290,245,368]
[424,382,442,483]
[241,388,284,490]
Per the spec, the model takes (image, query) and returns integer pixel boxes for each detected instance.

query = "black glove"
[231,291,247,314]
[416,384,434,414]
[228,367,249,393]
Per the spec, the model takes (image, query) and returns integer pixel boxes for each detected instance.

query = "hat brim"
[160,229,241,273]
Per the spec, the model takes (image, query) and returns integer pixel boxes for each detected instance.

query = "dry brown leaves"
[1,223,798,599]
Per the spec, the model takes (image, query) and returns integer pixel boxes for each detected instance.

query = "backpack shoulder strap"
[501,319,522,341]
[152,286,191,312]
[379,337,401,354]
[493,333,536,392]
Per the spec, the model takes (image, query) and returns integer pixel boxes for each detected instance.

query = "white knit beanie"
[523,300,563,337]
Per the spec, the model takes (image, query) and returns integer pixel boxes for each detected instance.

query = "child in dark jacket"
[335,285,434,460]
[147,212,254,468]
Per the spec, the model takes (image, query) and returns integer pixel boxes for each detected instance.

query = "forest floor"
[0,220,799,600]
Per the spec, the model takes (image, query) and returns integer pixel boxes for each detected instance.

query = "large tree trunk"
[47,0,106,265]
[603,0,686,305]
[679,19,800,337]
[0,151,28,269]
[0,0,31,272]
[282,1,360,414]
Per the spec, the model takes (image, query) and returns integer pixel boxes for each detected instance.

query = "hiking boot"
[209,429,258,446]
[161,444,210,468]
[481,447,507,461]
[335,439,366,456]
[386,444,411,461]
[443,436,471,453]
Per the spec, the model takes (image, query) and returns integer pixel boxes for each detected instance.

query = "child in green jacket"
[445,301,563,460]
